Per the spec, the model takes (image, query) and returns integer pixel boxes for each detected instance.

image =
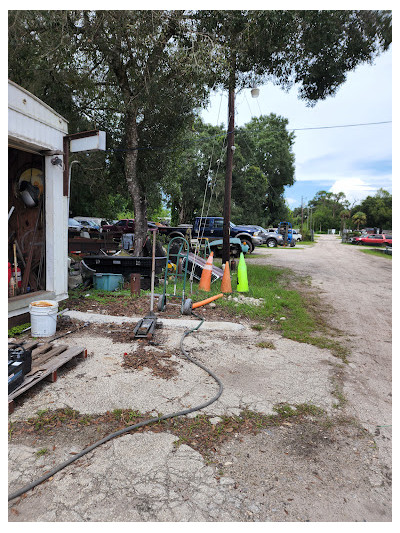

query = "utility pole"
[222,65,236,265]
[301,196,304,230]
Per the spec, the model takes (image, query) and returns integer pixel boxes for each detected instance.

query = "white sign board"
[70,131,106,153]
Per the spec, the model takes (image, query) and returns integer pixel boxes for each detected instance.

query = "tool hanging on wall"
[13,243,19,295]
[21,197,43,294]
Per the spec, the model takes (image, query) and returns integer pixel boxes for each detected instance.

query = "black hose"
[8,312,223,502]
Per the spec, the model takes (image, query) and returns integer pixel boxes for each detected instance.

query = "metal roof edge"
[8,79,69,125]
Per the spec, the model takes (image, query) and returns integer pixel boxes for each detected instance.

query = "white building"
[8,80,69,323]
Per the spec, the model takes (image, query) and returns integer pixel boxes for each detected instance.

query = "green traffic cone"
[237,252,249,292]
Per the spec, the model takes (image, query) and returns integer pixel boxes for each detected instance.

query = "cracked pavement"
[8,235,392,522]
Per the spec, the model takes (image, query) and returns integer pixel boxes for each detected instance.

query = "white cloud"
[328,178,382,204]
[285,197,298,207]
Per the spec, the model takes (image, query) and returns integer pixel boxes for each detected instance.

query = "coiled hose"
[8,312,223,502]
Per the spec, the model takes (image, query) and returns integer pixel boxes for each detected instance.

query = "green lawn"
[59,261,349,362]
[360,248,392,259]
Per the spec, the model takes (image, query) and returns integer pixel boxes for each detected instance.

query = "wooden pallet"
[8,341,87,414]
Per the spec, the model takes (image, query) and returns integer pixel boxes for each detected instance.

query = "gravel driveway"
[252,235,392,466]
[8,235,392,522]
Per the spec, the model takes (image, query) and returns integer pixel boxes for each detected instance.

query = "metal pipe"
[68,161,80,217]
[149,228,157,314]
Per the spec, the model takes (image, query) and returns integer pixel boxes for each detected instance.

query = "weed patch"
[219,264,349,361]
[36,448,48,457]
[251,324,265,331]
[256,341,275,349]
[8,323,30,338]
[9,403,328,459]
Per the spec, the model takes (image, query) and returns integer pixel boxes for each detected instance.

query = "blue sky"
[201,46,392,209]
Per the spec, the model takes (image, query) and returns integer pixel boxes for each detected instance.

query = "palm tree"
[352,211,367,230]
[340,209,351,231]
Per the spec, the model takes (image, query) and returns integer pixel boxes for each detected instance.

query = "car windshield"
[68,219,81,227]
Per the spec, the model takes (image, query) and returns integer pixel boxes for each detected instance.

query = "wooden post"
[222,65,236,265]
[130,273,141,296]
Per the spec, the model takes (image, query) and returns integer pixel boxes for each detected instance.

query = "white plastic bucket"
[29,300,59,337]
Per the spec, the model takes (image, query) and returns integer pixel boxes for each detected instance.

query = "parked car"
[68,218,82,230]
[157,216,263,253]
[242,225,283,248]
[357,234,392,246]
[74,217,103,230]
[292,229,302,241]
[68,218,83,237]
[101,219,159,238]
[102,219,135,235]
[74,218,101,231]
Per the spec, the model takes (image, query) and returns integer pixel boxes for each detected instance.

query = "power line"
[104,120,391,154]
[289,120,391,131]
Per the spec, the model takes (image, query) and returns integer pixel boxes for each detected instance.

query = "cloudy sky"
[201,46,392,209]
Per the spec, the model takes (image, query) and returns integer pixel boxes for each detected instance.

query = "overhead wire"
[189,92,226,291]
[102,121,391,155]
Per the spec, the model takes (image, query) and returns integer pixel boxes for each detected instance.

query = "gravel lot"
[8,235,392,522]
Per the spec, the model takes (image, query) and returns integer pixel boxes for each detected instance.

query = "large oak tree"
[9,10,391,254]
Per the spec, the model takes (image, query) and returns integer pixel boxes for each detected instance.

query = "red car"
[101,219,158,236]
[102,219,135,235]
[357,234,392,246]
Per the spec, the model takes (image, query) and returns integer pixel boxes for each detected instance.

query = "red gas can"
[11,266,22,288]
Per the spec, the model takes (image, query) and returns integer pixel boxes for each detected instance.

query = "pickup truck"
[242,225,283,248]
[158,216,263,253]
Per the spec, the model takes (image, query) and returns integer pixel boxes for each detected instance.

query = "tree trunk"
[124,111,148,256]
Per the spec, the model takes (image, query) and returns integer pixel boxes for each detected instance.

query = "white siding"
[8,80,69,315]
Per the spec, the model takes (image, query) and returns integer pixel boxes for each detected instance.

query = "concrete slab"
[63,309,245,331]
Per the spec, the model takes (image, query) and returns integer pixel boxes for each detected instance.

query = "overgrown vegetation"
[8,323,30,338]
[9,401,369,467]
[8,403,329,458]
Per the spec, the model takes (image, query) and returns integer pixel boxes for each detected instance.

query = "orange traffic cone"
[220,261,232,293]
[198,252,214,291]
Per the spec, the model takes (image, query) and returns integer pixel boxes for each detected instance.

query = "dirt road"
[8,235,392,522]
[252,235,392,466]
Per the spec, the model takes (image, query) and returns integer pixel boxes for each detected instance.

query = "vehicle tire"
[157,294,165,312]
[240,238,254,253]
[266,238,277,248]
[356,241,363,245]
[168,232,186,242]
[290,241,296,247]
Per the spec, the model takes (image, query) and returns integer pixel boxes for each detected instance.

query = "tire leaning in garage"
[266,238,277,248]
